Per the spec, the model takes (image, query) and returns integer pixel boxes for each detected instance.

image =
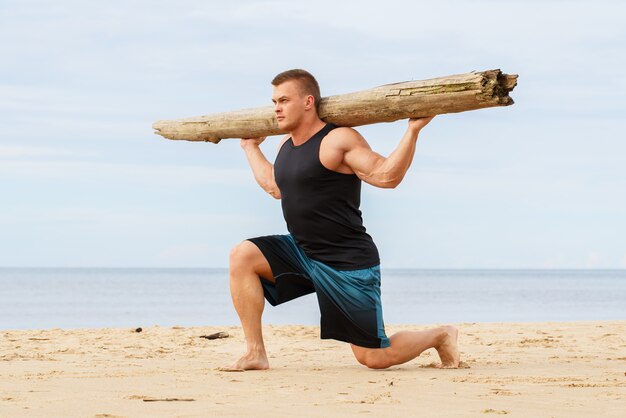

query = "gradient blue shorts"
[247,234,390,349]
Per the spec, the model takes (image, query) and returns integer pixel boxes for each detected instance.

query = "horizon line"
[1,266,625,271]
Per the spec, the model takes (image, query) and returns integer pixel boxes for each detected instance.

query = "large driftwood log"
[153,69,517,144]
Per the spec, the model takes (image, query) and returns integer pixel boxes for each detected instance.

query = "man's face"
[272,80,309,131]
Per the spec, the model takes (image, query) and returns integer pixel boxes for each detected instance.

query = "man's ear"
[305,95,314,111]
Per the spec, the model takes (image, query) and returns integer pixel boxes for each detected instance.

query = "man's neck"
[290,118,326,146]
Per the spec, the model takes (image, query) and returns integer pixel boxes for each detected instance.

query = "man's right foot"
[435,325,460,368]
[220,352,269,371]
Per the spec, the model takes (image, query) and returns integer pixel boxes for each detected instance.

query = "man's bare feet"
[435,325,461,368]
[221,351,269,371]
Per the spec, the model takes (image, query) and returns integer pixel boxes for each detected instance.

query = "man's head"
[272,69,321,112]
[271,69,321,131]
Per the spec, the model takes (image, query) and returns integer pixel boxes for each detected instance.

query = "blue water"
[0,268,624,330]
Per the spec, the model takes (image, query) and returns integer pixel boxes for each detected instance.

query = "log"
[153,69,517,144]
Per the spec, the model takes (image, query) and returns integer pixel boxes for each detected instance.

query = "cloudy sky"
[1,0,625,269]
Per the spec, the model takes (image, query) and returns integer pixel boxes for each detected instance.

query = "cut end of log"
[475,69,518,106]
[494,70,518,105]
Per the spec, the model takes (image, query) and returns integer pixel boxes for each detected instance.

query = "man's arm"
[342,116,434,189]
[241,137,284,199]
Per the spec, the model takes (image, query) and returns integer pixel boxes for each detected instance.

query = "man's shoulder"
[325,126,367,150]
[328,126,359,137]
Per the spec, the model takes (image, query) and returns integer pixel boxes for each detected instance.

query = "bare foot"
[220,351,269,371]
[435,326,460,368]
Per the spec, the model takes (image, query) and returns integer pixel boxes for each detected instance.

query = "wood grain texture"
[153,69,518,143]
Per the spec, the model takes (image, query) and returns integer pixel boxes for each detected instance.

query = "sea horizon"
[1,267,624,330]
[3,266,625,270]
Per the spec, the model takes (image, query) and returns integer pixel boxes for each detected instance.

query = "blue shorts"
[247,234,390,349]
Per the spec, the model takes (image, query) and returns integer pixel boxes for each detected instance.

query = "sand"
[1,321,624,417]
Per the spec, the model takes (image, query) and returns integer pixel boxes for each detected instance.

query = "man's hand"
[408,116,435,134]
[241,137,267,150]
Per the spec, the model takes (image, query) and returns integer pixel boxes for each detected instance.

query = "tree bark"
[153,69,517,144]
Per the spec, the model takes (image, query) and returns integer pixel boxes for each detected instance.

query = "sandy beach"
[1,321,624,417]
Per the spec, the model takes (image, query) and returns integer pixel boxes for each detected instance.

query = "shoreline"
[3,317,626,330]
[1,321,625,417]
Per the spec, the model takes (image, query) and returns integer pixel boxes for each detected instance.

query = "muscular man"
[227,69,460,370]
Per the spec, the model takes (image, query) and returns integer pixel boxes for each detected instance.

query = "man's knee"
[229,241,273,281]
[362,355,392,370]
[229,241,257,267]
[353,347,392,370]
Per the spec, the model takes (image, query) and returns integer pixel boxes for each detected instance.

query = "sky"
[1,0,625,269]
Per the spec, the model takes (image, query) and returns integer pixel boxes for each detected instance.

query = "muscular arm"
[241,137,285,199]
[342,117,434,189]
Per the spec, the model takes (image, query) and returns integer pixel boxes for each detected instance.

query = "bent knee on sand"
[360,357,394,369]
[351,346,395,369]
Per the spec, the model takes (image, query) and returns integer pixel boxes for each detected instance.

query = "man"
[227,69,460,370]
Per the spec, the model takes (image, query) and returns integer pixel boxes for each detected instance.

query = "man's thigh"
[246,235,315,305]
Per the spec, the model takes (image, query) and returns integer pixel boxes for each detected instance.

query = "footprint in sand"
[125,395,195,402]
[420,361,470,369]
[482,409,509,415]
[94,414,128,418]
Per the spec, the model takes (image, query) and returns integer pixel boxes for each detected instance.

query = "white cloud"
[586,251,602,268]
[157,243,214,263]
[0,145,94,159]
[0,159,250,187]
[541,253,568,269]
[0,84,151,116]
[0,205,258,228]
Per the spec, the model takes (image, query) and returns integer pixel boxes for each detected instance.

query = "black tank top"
[274,123,380,270]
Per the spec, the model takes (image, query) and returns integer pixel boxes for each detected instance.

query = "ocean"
[0,268,624,330]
